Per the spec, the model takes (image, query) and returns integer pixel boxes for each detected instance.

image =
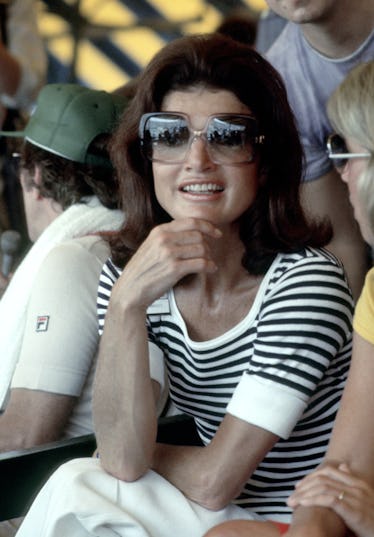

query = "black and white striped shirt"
[97,247,353,522]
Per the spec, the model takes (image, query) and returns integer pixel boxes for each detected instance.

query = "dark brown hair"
[21,134,120,210]
[109,33,331,273]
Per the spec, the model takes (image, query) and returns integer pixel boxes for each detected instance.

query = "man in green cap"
[0,83,127,454]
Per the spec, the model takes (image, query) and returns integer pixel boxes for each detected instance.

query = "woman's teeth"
[182,183,223,192]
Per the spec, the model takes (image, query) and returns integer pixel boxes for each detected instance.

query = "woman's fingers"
[288,465,374,537]
[160,217,222,238]
[288,465,362,510]
[292,463,369,497]
[113,218,222,308]
[135,219,221,275]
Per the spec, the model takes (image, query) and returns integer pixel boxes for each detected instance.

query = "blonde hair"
[327,60,374,237]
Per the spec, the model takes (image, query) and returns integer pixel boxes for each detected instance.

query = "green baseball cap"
[0,83,129,166]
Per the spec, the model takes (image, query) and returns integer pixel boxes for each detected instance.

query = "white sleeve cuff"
[11,364,85,396]
[227,372,307,439]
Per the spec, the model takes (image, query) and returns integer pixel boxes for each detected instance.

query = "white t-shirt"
[267,23,374,181]
[11,235,109,437]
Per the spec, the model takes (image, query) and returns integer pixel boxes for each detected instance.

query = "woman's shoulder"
[353,267,374,342]
[268,247,351,295]
[274,247,344,272]
[364,266,374,285]
[263,248,354,323]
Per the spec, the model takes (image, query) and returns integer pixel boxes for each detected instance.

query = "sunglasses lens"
[206,116,257,164]
[327,134,348,169]
[141,114,260,164]
[143,114,190,162]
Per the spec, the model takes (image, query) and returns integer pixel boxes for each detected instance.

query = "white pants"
[15,458,262,537]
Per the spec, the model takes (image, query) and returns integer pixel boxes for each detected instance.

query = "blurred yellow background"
[37,0,267,91]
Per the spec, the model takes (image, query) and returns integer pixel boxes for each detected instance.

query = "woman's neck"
[176,229,259,306]
[301,3,374,58]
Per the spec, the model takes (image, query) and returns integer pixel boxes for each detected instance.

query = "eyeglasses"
[326,133,371,169]
[139,113,265,165]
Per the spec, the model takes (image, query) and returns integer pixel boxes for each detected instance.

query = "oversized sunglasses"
[139,113,265,165]
[326,133,371,169]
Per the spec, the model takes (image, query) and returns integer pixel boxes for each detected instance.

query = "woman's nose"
[184,136,215,170]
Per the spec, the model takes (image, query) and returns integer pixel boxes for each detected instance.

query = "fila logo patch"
[36,315,49,332]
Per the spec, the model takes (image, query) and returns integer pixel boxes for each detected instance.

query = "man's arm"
[301,169,368,302]
[0,42,21,97]
[2,0,47,109]
[0,388,76,452]
[6,240,107,450]
[0,270,9,297]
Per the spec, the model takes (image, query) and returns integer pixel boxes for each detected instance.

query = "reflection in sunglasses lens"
[142,113,261,164]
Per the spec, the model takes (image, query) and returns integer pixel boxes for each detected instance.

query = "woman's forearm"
[93,301,159,481]
[287,506,346,537]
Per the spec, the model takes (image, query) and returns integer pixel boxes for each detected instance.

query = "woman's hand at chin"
[113,217,222,312]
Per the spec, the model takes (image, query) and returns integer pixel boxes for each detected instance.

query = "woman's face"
[151,86,261,231]
[339,136,373,245]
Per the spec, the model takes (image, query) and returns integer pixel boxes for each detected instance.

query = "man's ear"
[33,164,43,186]
[32,165,44,200]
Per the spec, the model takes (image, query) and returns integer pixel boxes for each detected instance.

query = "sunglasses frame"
[326,133,371,169]
[139,112,265,165]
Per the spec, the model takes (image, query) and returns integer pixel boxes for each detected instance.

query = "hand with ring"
[287,463,374,537]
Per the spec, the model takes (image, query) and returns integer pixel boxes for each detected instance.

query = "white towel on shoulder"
[0,196,124,407]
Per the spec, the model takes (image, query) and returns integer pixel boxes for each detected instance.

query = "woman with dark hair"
[15,34,353,537]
